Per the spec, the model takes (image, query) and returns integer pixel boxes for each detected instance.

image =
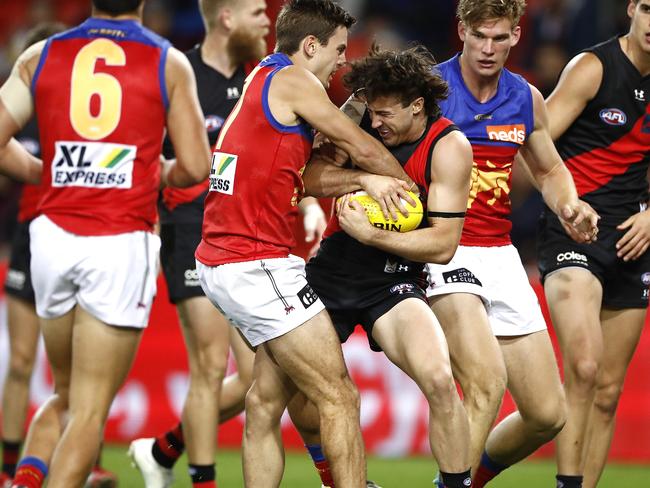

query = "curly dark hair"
[276,0,356,55]
[92,0,143,16]
[343,44,448,118]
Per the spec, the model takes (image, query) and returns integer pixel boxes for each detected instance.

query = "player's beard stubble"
[227,27,267,65]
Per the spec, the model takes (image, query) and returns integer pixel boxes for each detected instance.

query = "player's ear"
[510,25,521,47]
[220,7,234,31]
[302,35,318,58]
[412,97,424,115]
[458,21,467,42]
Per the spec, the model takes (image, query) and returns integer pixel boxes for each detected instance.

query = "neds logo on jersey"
[486,124,526,145]
[51,141,134,189]
[209,151,237,195]
[599,108,627,126]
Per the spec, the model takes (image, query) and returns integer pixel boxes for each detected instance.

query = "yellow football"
[339,190,423,232]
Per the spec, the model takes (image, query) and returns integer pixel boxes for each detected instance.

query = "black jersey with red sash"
[556,37,650,221]
[309,115,458,292]
[160,50,256,224]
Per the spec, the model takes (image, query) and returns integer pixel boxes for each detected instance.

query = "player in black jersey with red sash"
[128,2,269,488]
[288,46,475,488]
[537,1,650,487]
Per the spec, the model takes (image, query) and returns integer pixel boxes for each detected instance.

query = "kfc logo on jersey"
[599,108,627,126]
[51,141,135,189]
[486,124,526,145]
[205,115,225,133]
[556,251,588,264]
[209,151,237,195]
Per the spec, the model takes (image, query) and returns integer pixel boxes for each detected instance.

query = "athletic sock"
[556,474,583,488]
[441,469,472,488]
[189,463,216,487]
[306,444,335,487]
[473,451,508,488]
[12,456,48,488]
[152,422,185,469]
[2,440,20,478]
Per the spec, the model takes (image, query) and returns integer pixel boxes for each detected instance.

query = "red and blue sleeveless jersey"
[437,54,534,246]
[556,37,650,221]
[32,18,170,235]
[196,53,314,266]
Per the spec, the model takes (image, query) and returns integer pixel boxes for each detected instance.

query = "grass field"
[95,444,650,487]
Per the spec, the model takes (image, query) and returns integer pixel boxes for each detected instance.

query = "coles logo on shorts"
[209,151,237,195]
[556,251,588,264]
[390,283,415,295]
[599,108,627,126]
[298,284,319,309]
[486,124,526,145]
[641,272,650,286]
[51,141,135,189]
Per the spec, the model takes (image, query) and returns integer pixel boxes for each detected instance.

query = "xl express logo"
[209,151,237,195]
[51,141,135,189]
[486,124,526,145]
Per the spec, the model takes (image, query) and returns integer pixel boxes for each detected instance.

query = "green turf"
[95,444,650,487]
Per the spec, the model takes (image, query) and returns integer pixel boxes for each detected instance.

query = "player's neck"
[201,33,239,78]
[620,34,650,77]
[459,54,500,103]
[91,8,142,22]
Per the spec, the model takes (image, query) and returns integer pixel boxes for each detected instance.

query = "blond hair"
[456,0,527,28]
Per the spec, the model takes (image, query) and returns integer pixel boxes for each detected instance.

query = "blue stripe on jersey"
[30,37,53,95]
[54,18,170,50]
[159,44,170,110]
[260,53,314,141]
[436,54,533,148]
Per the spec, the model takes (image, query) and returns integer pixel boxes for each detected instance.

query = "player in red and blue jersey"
[538,1,650,486]
[424,1,598,487]
[0,1,210,486]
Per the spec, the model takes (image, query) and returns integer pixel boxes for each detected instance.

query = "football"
[340,190,423,232]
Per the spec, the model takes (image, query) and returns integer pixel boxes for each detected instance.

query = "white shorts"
[197,255,326,347]
[426,245,546,337]
[30,215,160,328]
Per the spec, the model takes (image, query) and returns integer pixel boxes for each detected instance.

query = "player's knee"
[463,372,507,414]
[420,364,456,405]
[527,398,567,436]
[317,377,360,420]
[244,382,284,423]
[191,348,228,389]
[568,357,600,390]
[593,381,623,418]
[7,357,35,384]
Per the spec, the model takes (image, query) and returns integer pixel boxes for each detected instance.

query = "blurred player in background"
[0,0,211,486]
[538,1,650,486]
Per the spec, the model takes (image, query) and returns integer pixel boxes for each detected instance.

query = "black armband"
[427,211,466,218]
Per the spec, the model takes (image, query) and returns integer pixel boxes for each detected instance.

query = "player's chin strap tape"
[427,211,466,218]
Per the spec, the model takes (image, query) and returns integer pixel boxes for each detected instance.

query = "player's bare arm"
[0,41,44,182]
[274,67,413,181]
[519,85,599,242]
[546,52,602,140]
[338,130,472,264]
[163,47,211,187]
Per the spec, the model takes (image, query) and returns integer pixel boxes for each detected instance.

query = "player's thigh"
[544,268,603,359]
[372,297,450,382]
[499,331,564,418]
[430,292,505,385]
[265,309,352,404]
[67,306,143,416]
[230,327,255,382]
[39,309,76,395]
[177,295,230,369]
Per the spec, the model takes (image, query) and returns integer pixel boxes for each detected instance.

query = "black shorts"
[537,210,650,309]
[306,259,427,352]
[160,222,205,304]
[5,220,35,302]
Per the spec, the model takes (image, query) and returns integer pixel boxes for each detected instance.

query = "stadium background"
[0,0,648,475]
